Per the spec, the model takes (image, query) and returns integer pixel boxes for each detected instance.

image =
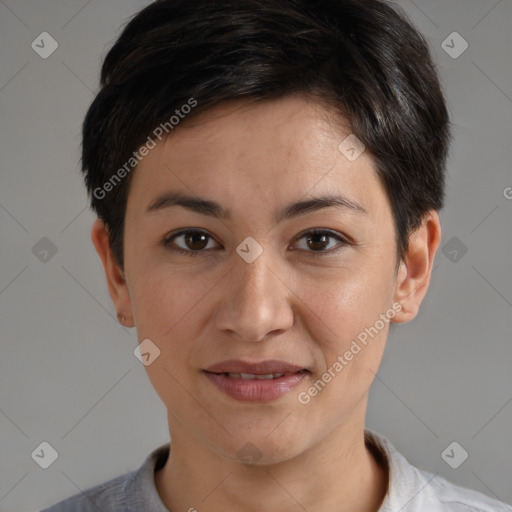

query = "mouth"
[204,359,309,375]
[205,371,306,380]
[202,360,310,402]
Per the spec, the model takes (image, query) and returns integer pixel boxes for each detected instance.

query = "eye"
[163,229,220,257]
[163,228,349,257]
[291,229,349,256]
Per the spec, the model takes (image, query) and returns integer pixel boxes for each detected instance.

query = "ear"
[91,218,134,327]
[391,210,442,324]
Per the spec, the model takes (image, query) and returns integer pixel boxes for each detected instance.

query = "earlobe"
[390,211,442,324]
[91,219,134,327]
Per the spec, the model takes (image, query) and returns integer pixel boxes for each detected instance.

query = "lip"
[203,359,310,402]
[204,359,307,374]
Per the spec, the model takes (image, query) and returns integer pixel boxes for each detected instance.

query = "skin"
[92,95,441,512]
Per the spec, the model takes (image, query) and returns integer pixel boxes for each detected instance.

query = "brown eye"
[163,228,349,258]
[163,229,220,256]
[292,229,349,256]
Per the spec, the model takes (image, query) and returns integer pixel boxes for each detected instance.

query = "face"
[94,95,440,464]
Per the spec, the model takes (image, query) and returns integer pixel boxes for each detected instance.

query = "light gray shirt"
[39,429,512,512]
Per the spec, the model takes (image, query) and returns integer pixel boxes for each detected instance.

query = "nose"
[214,246,294,342]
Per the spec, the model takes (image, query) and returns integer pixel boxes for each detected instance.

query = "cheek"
[127,265,205,378]
[297,264,393,384]
[129,263,200,334]
[305,264,390,337]
[129,269,207,410]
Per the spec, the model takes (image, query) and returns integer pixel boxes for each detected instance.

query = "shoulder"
[364,429,512,512]
[419,470,512,512]
[38,471,132,512]
[39,443,171,512]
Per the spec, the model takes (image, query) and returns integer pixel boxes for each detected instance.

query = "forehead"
[127,95,389,221]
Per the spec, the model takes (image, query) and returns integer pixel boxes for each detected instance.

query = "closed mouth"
[204,370,309,380]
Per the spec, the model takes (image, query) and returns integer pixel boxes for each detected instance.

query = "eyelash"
[162,228,350,258]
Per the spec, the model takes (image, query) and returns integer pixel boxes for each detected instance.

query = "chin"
[208,428,309,467]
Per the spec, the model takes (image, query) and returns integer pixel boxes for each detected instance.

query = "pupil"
[308,233,328,251]
[187,232,207,250]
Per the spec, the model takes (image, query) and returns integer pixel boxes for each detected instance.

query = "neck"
[155,418,389,512]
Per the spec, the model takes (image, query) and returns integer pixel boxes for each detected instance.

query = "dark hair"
[82,0,451,272]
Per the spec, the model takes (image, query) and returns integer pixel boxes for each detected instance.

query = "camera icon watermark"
[338,134,366,162]
[134,338,161,366]
[503,187,512,200]
[31,32,59,59]
[441,32,468,59]
[441,441,468,469]
[442,236,468,263]
[32,237,58,263]
[236,237,263,263]
[31,441,58,469]
[236,442,263,464]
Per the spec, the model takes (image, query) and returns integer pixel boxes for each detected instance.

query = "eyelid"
[290,228,350,256]
[163,228,221,255]
[292,227,350,245]
[163,227,350,257]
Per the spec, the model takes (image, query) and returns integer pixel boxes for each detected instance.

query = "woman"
[41,0,511,510]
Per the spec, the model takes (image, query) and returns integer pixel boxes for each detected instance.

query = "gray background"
[1,0,511,510]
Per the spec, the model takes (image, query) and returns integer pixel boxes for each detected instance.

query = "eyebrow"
[146,191,368,222]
